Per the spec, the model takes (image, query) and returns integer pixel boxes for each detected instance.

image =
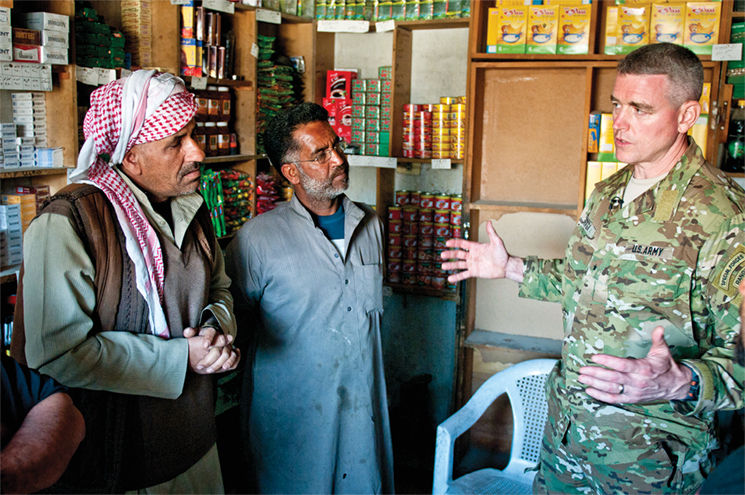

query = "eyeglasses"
[294,139,347,165]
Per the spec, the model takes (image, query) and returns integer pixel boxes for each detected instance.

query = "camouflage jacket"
[520,139,745,469]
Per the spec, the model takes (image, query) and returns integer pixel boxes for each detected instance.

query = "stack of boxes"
[12,92,47,151]
[2,192,37,235]
[75,5,126,69]
[346,66,392,157]
[181,1,231,79]
[0,123,17,170]
[386,190,462,290]
[323,69,356,148]
[0,204,22,269]
[121,0,151,68]
[0,6,9,62]
[13,11,70,65]
[314,0,471,21]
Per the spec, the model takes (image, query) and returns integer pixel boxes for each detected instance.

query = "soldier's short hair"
[264,102,329,175]
[617,44,704,109]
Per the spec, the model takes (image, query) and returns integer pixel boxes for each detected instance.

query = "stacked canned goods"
[402,104,432,159]
[432,96,467,159]
[387,190,464,290]
[348,66,393,157]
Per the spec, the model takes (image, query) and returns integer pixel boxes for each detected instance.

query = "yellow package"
[599,113,614,154]
[617,3,650,55]
[527,5,559,54]
[496,6,528,54]
[601,161,618,181]
[684,2,721,55]
[486,7,501,53]
[605,6,618,55]
[651,3,685,45]
[688,115,708,157]
[557,3,592,55]
[497,0,531,4]
[700,82,711,114]
[585,161,602,204]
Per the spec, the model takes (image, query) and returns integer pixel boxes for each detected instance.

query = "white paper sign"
[317,20,370,33]
[120,69,132,79]
[96,68,117,85]
[203,0,235,14]
[347,155,397,168]
[256,8,282,24]
[251,43,260,59]
[191,76,208,90]
[170,0,191,5]
[76,66,98,86]
[431,159,452,169]
[376,20,395,32]
[712,44,743,62]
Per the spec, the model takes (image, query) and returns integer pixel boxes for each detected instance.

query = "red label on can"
[395,191,410,206]
[388,206,402,220]
[420,195,434,209]
[417,248,433,261]
[434,209,451,224]
[450,211,462,226]
[404,247,418,260]
[450,196,463,211]
[402,260,416,273]
[389,233,402,246]
[388,271,401,283]
[387,260,401,272]
[431,276,446,290]
[417,273,432,287]
[410,191,420,206]
[418,209,433,222]
[419,235,434,248]
[434,195,451,210]
[435,223,450,237]
[403,235,418,248]
[420,222,434,236]
[402,207,418,222]
[388,219,402,233]
[434,236,447,248]
[451,225,462,238]
[388,245,402,259]
[417,261,432,274]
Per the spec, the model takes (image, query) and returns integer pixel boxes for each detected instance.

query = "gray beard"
[296,163,349,201]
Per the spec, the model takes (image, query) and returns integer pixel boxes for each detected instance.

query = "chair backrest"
[499,359,555,482]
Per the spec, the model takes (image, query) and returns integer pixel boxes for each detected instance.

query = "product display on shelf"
[256,171,280,215]
[314,0,470,21]
[200,168,227,237]
[74,3,126,69]
[402,97,465,160]
[387,190,461,290]
[256,35,304,155]
[220,169,253,234]
[342,66,392,156]
[180,1,235,78]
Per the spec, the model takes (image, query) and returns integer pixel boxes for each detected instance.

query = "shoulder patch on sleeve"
[713,245,745,298]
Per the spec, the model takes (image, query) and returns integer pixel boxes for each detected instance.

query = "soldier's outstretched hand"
[440,220,524,283]
[578,326,693,404]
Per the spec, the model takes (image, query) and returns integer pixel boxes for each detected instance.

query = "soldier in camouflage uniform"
[442,43,744,494]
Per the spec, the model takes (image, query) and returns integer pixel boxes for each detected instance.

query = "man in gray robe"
[225,102,394,494]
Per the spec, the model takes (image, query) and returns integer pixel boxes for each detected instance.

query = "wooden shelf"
[469,200,579,216]
[725,172,745,178]
[234,4,312,24]
[386,282,459,302]
[465,329,561,357]
[394,17,470,31]
[202,154,264,164]
[394,157,464,164]
[471,52,714,62]
[0,167,72,179]
[181,76,253,89]
[0,265,20,285]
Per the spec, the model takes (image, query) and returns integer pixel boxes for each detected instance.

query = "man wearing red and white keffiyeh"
[12,70,240,493]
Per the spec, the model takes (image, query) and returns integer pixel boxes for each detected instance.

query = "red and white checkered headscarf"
[70,70,198,338]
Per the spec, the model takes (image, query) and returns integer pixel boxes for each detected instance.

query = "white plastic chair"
[433,359,557,495]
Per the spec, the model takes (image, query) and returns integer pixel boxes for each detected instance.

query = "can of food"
[450,195,463,211]
[450,211,462,226]
[403,247,418,260]
[415,150,433,159]
[418,208,433,222]
[434,209,451,224]
[402,111,420,120]
[432,143,451,151]
[402,221,412,235]
[419,221,434,236]
[434,222,451,237]
[402,272,416,285]
[403,234,418,248]
[417,260,432,274]
[421,104,435,112]
[431,119,450,128]
[389,233,402,246]
[388,245,402,259]
[432,134,452,143]
[451,103,467,114]
[434,195,451,210]
[417,273,432,287]
[457,96,466,104]
[432,151,451,159]
[451,225,462,238]
[402,149,415,158]
[402,206,418,222]
[433,259,445,274]
[403,104,421,112]
[414,141,431,150]
[395,190,410,206]
[419,193,435,209]
[410,191,420,207]
[431,112,448,121]
[388,219,402,233]
[452,151,464,159]
[417,111,432,121]
[388,271,401,283]
[417,248,433,261]
[402,259,416,273]
[431,276,446,290]
[419,235,434,248]
[387,259,401,272]
[402,142,416,151]
[388,206,402,219]
[409,221,420,235]
[439,97,457,105]
[434,236,448,249]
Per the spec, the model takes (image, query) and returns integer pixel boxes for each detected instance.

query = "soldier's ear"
[121,147,143,177]
[677,100,701,134]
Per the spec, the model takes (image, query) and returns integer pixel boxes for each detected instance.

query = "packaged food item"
[684,2,721,55]
[651,2,685,45]
[527,4,559,55]
[617,3,650,55]
[557,3,592,55]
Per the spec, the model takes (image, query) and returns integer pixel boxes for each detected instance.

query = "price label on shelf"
[203,0,235,14]
[191,76,208,90]
[76,66,98,86]
[712,44,743,62]
[257,9,282,24]
[431,159,452,170]
[317,20,370,33]
[169,0,191,5]
[375,20,395,32]
[347,155,397,169]
[96,68,116,85]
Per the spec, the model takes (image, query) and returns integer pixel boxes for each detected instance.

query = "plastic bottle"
[218,86,231,122]
[194,122,207,152]
[206,85,221,122]
[723,100,745,173]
